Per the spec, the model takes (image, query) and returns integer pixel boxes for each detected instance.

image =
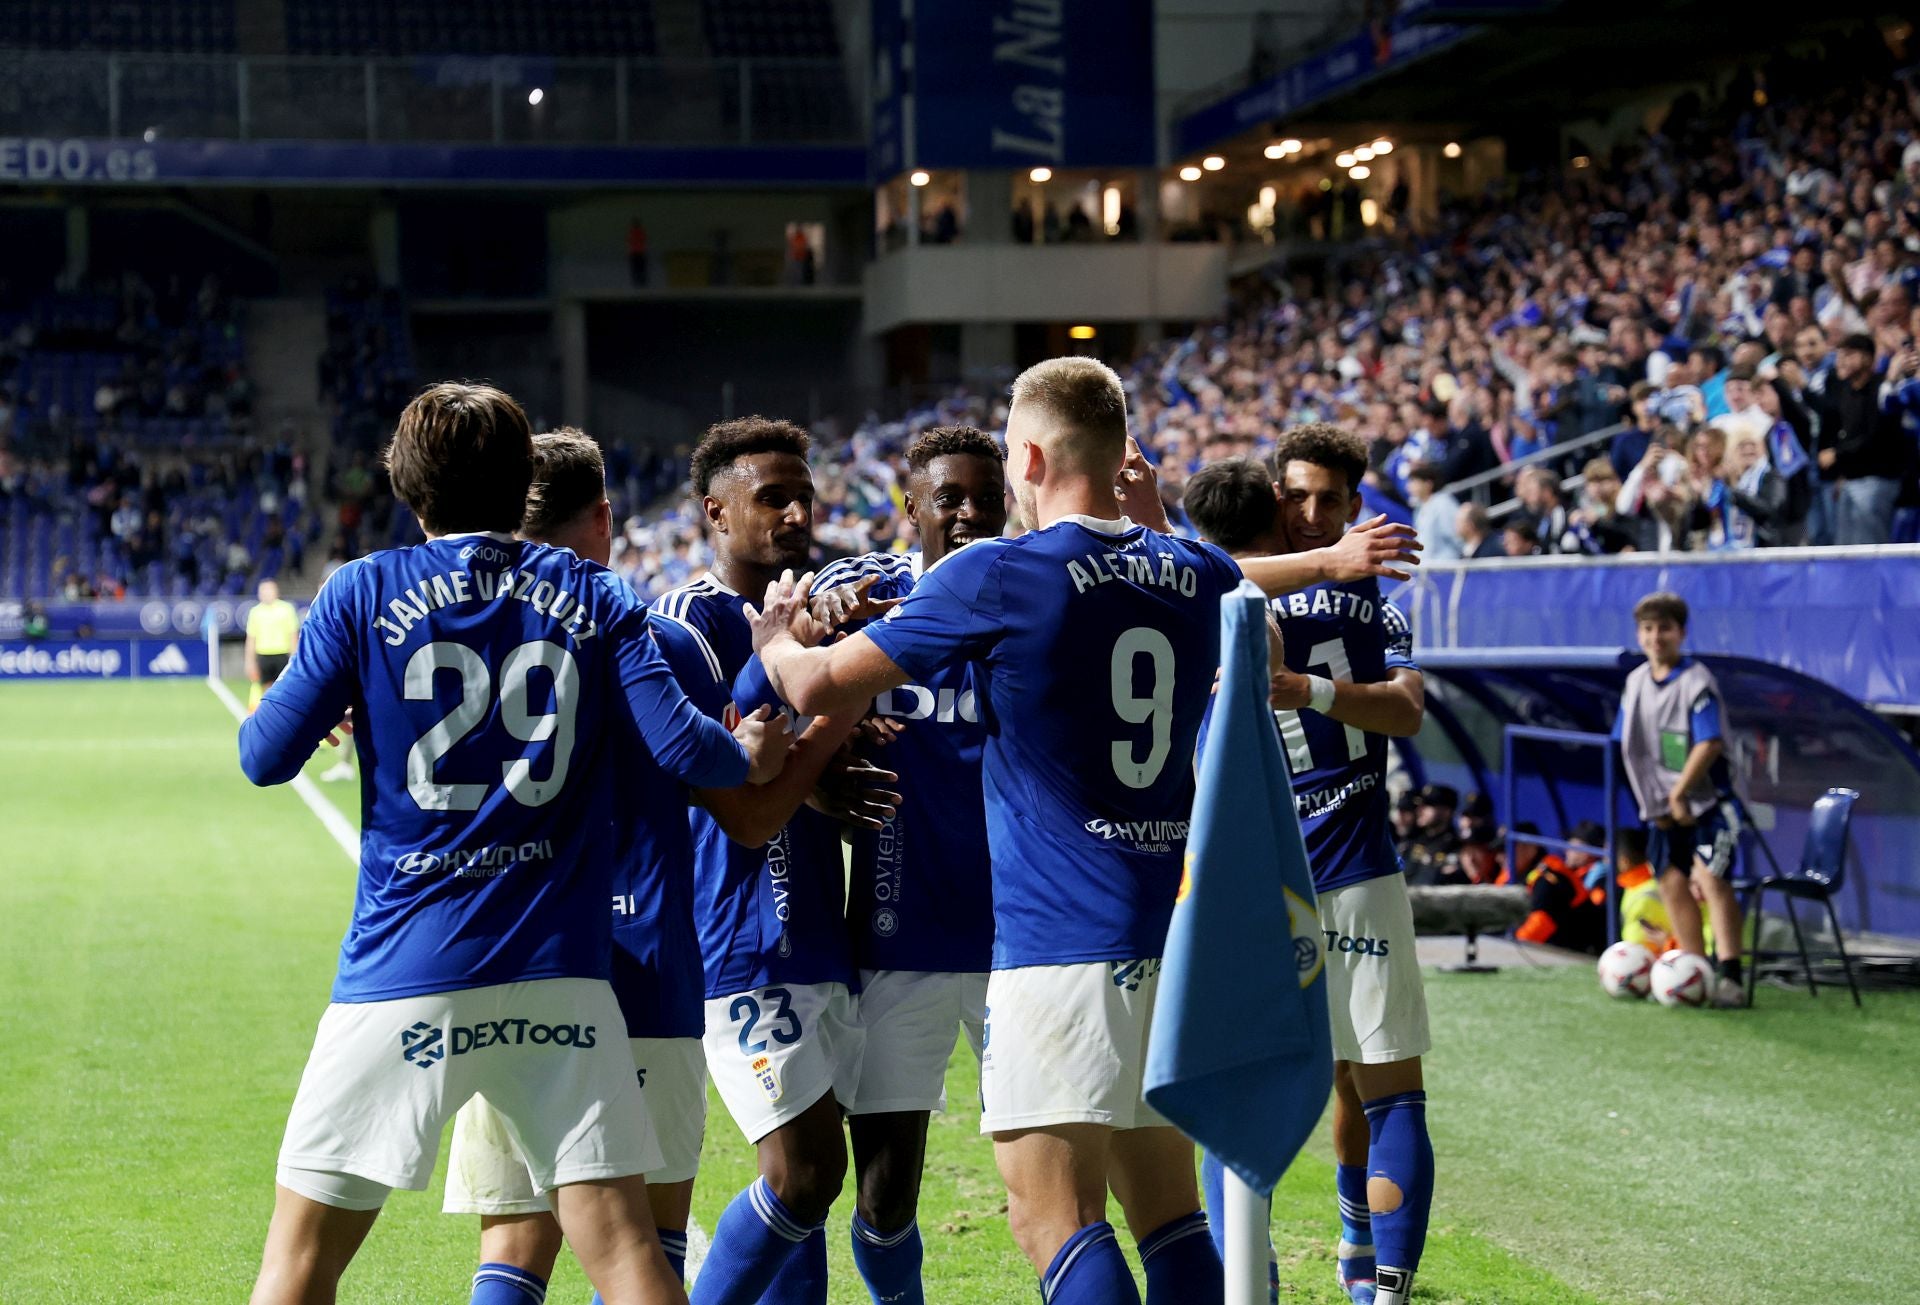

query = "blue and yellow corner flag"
[1144,580,1333,1196]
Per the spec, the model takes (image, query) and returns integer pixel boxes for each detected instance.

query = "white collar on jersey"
[1052,514,1137,535]
[909,551,925,579]
[433,530,516,542]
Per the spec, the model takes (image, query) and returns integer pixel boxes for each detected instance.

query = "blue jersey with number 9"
[864,517,1242,969]
[238,533,749,1003]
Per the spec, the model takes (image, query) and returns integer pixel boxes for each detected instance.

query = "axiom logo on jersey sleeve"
[398,1017,599,1069]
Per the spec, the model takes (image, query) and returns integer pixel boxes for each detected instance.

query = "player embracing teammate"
[746,359,1418,1305]
[1184,427,1434,1305]
[238,386,790,1305]
[240,371,1421,1305]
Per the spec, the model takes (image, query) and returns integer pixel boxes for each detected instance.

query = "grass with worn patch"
[2,680,1913,1302]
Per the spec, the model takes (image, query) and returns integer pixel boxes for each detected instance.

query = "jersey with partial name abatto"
[648,574,854,999]
[809,551,993,973]
[863,517,1243,970]
[1270,579,1417,893]
[238,533,750,1004]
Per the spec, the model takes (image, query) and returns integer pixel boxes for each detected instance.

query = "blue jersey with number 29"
[864,517,1243,970]
[238,533,749,1004]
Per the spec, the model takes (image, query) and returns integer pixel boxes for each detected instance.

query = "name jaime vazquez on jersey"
[367,559,604,647]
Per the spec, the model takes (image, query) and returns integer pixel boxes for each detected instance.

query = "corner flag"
[1145,580,1332,1194]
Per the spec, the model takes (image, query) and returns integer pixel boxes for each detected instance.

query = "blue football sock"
[1363,1091,1434,1305]
[1336,1162,1377,1291]
[851,1214,924,1305]
[471,1261,547,1305]
[1138,1211,1222,1305]
[1040,1222,1140,1305]
[1199,1150,1279,1304]
[658,1227,689,1284]
[758,1224,827,1305]
[688,1178,818,1305]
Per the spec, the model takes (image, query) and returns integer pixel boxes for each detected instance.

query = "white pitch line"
[206,676,359,865]
[204,673,710,1270]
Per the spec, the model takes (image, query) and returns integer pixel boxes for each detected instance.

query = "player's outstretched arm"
[1238,515,1422,596]
[612,610,755,789]
[1272,666,1426,737]
[747,570,913,719]
[238,586,355,785]
[697,711,896,847]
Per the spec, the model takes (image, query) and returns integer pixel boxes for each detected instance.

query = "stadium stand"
[702,0,838,58]
[600,60,1920,596]
[0,269,308,600]
[285,0,657,58]
[0,0,237,53]
[0,436,312,600]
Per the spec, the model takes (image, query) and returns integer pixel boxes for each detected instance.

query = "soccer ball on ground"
[1597,941,1655,999]
[1649,950,1715,1007]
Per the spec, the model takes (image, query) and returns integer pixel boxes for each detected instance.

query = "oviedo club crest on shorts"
[750,1052,782,1103]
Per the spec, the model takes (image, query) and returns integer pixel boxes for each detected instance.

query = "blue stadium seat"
[1739,788,1864,1008]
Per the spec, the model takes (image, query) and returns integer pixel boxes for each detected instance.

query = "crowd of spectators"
[0,273,253,459]
[0,431,313,599]
[653,63,1920,593]
[0,275,305,600]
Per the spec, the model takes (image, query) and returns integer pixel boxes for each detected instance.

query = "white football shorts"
[849,969,988,1116]
[1319,874,1431,1065]
[442,1036,708,1215]
[703,981,863,1144]
[277,978,658,1201]
[978,959,1172,1134]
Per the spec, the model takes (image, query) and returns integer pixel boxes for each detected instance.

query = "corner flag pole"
[1224,1169,1270,1305]
[203,606,221,687]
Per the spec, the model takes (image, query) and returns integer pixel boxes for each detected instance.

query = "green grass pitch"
[3,680,1917,1302]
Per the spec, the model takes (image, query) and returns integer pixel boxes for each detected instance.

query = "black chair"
[1742,787,1863,1008]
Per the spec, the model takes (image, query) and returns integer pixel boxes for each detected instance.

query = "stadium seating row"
[0,0,842,63]
[0,0,236,54]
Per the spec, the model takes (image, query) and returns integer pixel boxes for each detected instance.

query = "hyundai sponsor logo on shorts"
[399,1017,599,1068]
[1083,818,1190,854]
[394,839,554,878]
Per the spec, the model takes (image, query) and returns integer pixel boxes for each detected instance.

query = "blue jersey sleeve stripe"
[814,553,910,592]
[648,610,725,684]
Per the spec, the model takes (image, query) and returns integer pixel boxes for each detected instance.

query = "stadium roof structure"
[1177,0,1896,160]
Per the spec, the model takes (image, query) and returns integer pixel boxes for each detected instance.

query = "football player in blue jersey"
[238,385,789,1305]
[798,424,1006,1305]
[649,417,901,1305]
[439,429,869,1305]
[1183,431,1431,1305]
[744,359,1419,1305]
